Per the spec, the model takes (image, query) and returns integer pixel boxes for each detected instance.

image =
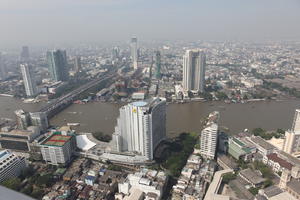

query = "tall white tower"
[182,49,206,93]
[112,97,166,160]
[20,63,37,97]
[130,37,138,69]
[200,111,219,159]
[292,109,300,133]
[283,109,300,154]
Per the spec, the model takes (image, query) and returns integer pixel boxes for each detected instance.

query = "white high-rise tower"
[182,49,206,93]
[20,63,38,97]
[130,37,138,69]
[283,109,300,155]
[112,97,166,160]
[200,111,219,159]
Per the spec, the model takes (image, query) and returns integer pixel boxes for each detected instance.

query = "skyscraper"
[155,51,161,79]
[47,50,69,81]
[112,46,120,60]
[182,49,206,93]
[0,52,6,80]
[200,111,219,159]
[74,56,81,73]
[20,63,38,97]
[130,37,138,69]
[20,46,30,62]
[283,109,300,155]
[112,97,166,160]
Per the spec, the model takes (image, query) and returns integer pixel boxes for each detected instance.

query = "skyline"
[0,0,300,47]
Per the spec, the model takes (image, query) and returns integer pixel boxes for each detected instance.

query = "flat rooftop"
[41,132,72,147]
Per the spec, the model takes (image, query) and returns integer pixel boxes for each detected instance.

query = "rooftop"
[239,168,266,185]
[267,153,293,170]
[250,136,276,150]
[41,132,72,147]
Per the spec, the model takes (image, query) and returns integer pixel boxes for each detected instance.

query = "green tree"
[1,178,21,190]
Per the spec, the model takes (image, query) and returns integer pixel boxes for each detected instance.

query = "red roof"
[267,153,293,170]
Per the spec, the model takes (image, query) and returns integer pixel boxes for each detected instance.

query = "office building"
[155,51,161,79]
[20,46,30,62]
[0,52,7,80]
[0,150,27,183]
[0,127,40,151]
[283,109,300,155]
[112,97,166,160]
[29,112,49,132]
[40,131,76,165]
[182,49,206,93]
[130,37,138,69]
[47,50,69,81]
[74,56,81,73]
[20,63,38,97]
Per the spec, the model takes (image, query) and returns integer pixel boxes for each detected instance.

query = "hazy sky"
[1,0,300,46]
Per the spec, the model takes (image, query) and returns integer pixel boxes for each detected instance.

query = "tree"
[222,173,236,184]
[36,174,53,187]
[1,178,21,190]
[31,187,44,199]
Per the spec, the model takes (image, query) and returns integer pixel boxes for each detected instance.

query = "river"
[0,96,299,137]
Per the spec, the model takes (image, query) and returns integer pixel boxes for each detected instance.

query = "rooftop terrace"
[41,132,72,147]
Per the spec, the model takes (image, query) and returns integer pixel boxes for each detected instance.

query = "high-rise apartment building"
[182,49,206,93]
[112,97,166,160]
[0,150,27,183]
[200,111,219,159]
[47,50,69,81]
[283,109,300,155]
[0,52,7,80]
[20,63,38,97]
[130,37,138,69]
[20,46,30,62]
[155,51,161,79]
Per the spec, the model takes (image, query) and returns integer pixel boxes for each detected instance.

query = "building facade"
[182,49,206,93]
[155,51,161,79]
[0,150,27,183]
[40,132,76,165]
[29,112,49,132]
[20,46,30,62]
[130,37,138,69]
[0,52,7,80]
[47,50,69,81]
[283,109,300,155]
[200,123,218,159]
[20,63,38,97]
[112,97,166,160]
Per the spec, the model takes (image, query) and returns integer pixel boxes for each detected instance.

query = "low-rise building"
[117,169,167,200]
[239,168,266,188]
[0,127,40,151]
[228,136,256,161]
[263,153,293,172]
